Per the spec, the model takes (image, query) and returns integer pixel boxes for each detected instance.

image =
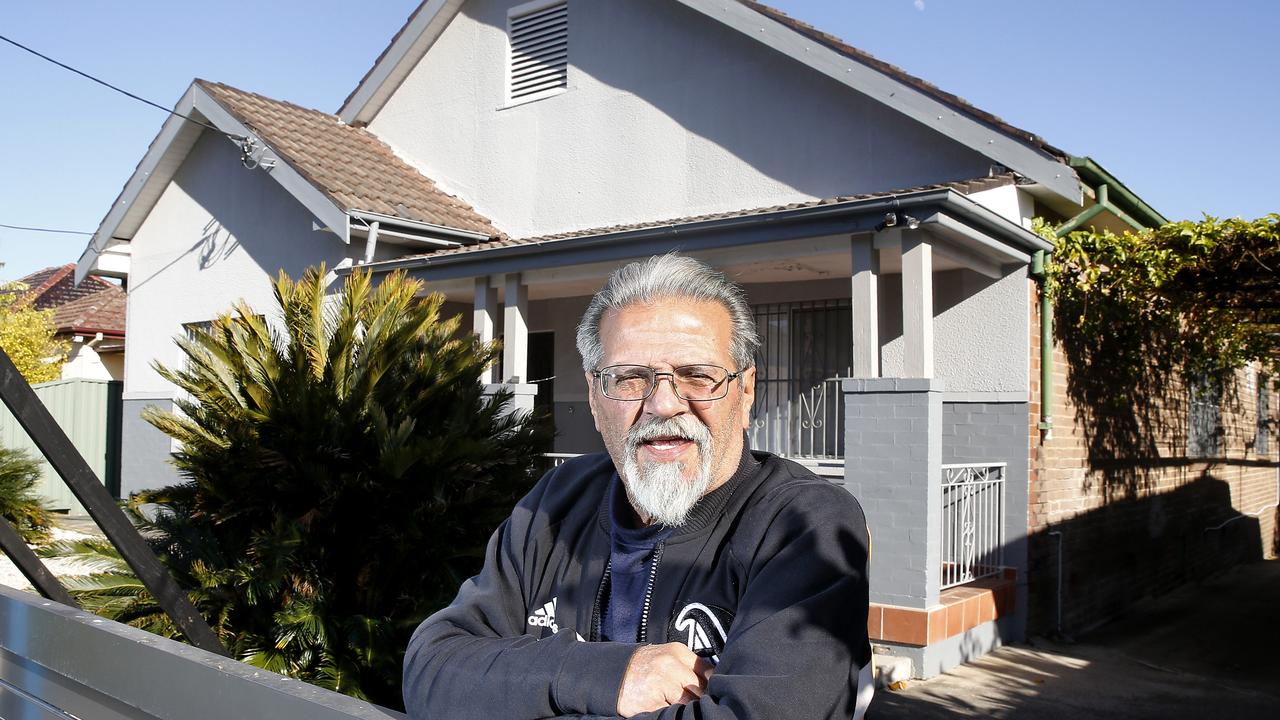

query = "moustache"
[625,415,712,451]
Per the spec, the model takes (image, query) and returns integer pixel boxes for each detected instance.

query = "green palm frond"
[42,266,550,708]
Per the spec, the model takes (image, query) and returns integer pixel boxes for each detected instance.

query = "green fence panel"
[0,378,122,514]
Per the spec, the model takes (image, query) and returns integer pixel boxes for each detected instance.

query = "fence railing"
[940,462,1006,589]
[0,377,122,511]
[0,584,403,720]
[750,378,845,461]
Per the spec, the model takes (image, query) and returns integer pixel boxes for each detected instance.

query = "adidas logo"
[527,597,559,633]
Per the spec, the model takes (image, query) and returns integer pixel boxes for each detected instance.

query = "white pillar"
[473,276,498,384]
[850,234,880,378]
[503,273,529,383]
[901,232,934,378]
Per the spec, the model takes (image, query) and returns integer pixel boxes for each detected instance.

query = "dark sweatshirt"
[402,447,873,719]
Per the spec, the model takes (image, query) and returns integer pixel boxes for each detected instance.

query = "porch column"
[502,273,529,383]
[901,231,934,378]
[842,377,944,609]
[473,277,499,384]
[850,235,880,378]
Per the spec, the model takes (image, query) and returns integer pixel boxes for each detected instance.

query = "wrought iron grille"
[749,300,851,460]
[940,463,1006,589]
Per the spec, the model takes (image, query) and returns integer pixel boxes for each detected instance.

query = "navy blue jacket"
[402,448,873,719]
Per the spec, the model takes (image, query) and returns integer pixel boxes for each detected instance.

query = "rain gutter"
[1032,156,1168,434]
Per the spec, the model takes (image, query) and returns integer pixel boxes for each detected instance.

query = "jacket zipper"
[637,542,665,643]
[590,541,666,643]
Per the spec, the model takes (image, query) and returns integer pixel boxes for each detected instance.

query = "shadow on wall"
[1026,468,1264,636]
[1053,286,1191,502]
[463,0,993,201]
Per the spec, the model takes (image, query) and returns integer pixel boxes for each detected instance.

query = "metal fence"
[0,584,403,720]
[940,462,1006,589]
[749,377,846,460]
[0,378,121,512]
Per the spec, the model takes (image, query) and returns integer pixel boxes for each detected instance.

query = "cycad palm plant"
[49,266,548,706]
[0,446,53,543]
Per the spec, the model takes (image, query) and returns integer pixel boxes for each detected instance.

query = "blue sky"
[2,0,1276,282]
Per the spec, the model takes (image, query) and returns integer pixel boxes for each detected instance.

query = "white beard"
[621,415,714,527]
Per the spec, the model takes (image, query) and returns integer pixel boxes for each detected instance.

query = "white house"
[77,0,1180,678]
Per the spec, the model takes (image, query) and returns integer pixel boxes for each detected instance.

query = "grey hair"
[576,254,760,372]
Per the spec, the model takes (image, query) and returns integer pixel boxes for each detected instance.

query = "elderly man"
[403,254,872,719]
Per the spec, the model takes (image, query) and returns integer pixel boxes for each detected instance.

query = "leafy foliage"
[0,282,68,384]
[52,266,549,707]
[1040,214,1278,494]
[1045,214,1279,377]
[0,446,53,543]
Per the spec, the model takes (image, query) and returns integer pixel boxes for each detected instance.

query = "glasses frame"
[591,363,746,402]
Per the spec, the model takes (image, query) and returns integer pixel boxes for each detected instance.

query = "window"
[1187,374,1222,458]
[507,0,568,105]
[750,300,851,460]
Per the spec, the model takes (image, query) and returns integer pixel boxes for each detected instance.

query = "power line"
[0,223,92,236]
[0,33,235,139]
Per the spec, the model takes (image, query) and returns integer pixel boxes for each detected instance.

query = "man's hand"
[616,643,713,717]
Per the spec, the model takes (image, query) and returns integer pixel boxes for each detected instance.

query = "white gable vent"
[508,0,568,105]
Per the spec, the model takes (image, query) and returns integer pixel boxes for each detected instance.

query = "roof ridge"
[28,264,75,299]
[736,0,1064,158]
[196,79,344,123]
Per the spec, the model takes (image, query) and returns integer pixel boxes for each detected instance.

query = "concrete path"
[869,560,1280,719]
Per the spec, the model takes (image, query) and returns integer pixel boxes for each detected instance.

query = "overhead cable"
[0,33,236,139]
[0,223,92,236]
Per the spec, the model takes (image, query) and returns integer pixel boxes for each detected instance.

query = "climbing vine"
[1038,214,1277,488]
[1042,214,1279,377]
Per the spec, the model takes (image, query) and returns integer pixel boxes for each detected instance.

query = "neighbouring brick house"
[74,0,1276,678]
[1029,337,1277,635]
[16,264,125,381]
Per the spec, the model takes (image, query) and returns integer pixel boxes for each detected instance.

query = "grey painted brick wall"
[842,379,944,608]
[942,401,1029,642]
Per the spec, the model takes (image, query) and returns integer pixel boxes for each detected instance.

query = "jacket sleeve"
[402,473,642,719]
[563,483,874,720]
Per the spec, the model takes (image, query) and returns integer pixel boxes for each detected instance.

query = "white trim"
[338,0,464,125]
[122,391,176,401]
[79,82,352,286]
[673,0,1081,204]
[77,86,204,285]
[941,392,1029,403]
[190,89,350,244]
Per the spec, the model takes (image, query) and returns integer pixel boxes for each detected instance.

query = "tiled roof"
[196,80,500,238]
[50,284,126,338]
[374,174,1016,265]
[736,1,1066,159]
[15,264,114,310]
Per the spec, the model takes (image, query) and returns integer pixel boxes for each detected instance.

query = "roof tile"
[196,80,500,238]
[50,284,126,337]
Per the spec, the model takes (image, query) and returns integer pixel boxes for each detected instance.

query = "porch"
[390,184,1047,678]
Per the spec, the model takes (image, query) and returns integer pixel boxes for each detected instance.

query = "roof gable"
[338,0,1079,203]
[198,81,498,236]
[79,79,498,283]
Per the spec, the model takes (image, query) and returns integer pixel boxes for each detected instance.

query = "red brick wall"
[1026,279,1277,634]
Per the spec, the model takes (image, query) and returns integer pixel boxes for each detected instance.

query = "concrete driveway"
[869,560,1280,719]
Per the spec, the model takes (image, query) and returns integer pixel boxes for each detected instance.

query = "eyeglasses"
[592,364,745,402]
